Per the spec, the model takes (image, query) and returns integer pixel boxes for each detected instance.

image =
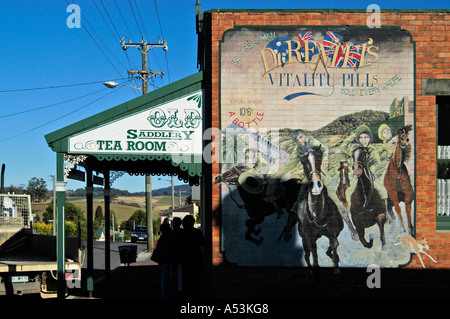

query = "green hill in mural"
[276,109,389,149]
[274,109,391,182]
[311,109,390,137]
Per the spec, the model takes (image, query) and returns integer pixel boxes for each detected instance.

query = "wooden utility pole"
[120,37,167,252]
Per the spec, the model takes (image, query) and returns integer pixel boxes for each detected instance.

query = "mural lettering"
[260,32,378,76]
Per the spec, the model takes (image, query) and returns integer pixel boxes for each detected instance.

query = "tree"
[44,202,87,240]
[43,204,54,224]
[94,205,103,230]
[65,221,78,237]
[65,202,86,225]
[5,185,25,194]
[121,209,146,231]
[33,221,52,235]
[27,177,49,202]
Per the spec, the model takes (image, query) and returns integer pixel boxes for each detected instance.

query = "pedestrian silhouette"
[180,215,205,297]
[151,221,172,298]
[169,217,183,295]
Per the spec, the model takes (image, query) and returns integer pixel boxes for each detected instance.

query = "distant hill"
[150,184,192,196]
[66,184,192,197]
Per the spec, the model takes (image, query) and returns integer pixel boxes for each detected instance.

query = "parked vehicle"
[0,166,82,298]
[130,225,147,243]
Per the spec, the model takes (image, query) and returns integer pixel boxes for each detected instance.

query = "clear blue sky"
[0,0,447,193]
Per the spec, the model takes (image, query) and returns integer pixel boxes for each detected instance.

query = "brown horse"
[336,161,350,209]
[298,146,343,274]
[384,125,414,234]
[350,147,388,250]
[336,161,359,241]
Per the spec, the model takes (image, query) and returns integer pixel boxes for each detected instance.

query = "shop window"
[437,96,450,231]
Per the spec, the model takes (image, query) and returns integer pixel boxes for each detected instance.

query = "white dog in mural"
[395,235,437,268]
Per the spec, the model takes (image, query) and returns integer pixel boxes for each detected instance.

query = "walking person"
[151,221,172,298]
[169,217,183,296]
[180,215,205,298]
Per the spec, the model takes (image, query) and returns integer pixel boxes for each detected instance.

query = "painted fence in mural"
[216,26,416,269]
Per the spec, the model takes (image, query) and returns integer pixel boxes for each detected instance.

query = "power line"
[134,0,150,40]
[154,0,171,83]
[93,0,120,41]
[79,4,129,72]
[0,86,124,143]
[111,0,143,87]
[128,0,143,38]
[0,88,108,119]
[0,79,127,93]
[153,0,165,40]
[91,0,138,78]
[64,0,125,78]
[99,0,122,40]
[114,0,135,42]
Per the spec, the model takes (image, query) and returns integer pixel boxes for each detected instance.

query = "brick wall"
[207,10,450,268]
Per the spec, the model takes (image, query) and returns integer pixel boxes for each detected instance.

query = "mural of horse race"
[216,26,416,270]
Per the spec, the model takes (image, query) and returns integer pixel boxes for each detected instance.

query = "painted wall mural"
[216,26,416,270]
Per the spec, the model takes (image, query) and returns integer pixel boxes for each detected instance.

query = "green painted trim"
[45,72,203,148]
[56,152,66,299]
[45,72,204,178]
[92,154,203,177]
[436,100,450,231]
[437,216,450,230]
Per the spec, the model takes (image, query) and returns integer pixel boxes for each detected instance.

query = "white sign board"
[69,91,203,156]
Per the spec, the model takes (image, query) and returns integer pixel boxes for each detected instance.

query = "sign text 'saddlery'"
[68,91,203,156]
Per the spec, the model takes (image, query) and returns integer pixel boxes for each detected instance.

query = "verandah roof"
[45,72,203,185]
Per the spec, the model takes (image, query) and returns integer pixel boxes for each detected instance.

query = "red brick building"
[196,8,450,272]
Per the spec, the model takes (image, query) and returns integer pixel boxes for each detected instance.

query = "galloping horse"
[213,166,301,245]
[384,125,414,234]
[336,161,359,241]
[297,146,343,274]
[336,161,350,209]
[350,147,388,249]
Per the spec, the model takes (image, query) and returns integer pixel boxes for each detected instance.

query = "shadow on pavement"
[92,264,161,299]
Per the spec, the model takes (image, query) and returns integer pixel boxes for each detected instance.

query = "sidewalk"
[71,250,449,301]
[89,250,162,299]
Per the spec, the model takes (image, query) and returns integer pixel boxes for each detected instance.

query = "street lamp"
[103,81,142,91]
[103,78,153,252]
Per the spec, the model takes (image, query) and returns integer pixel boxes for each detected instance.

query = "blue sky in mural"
[0,0,447,192]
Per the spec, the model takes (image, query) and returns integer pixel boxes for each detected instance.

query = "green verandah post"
[55,152,67,299]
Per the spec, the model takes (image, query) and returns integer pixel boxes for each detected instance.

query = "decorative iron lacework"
[64,154,88,181]
[91,154,202,178]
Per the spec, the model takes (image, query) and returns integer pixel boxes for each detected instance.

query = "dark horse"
[213,166,301,245]
[384,125,414,234]
[298,146,343,274]
[350,147,388,250]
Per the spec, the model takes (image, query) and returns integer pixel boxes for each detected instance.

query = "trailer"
[0,193,82,298]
